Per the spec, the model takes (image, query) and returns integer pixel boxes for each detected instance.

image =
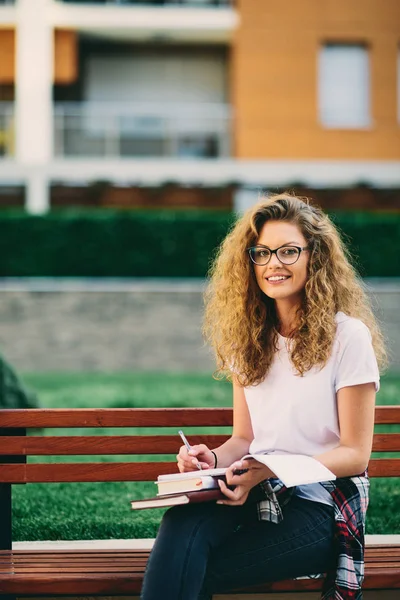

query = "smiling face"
[253,220,310,308]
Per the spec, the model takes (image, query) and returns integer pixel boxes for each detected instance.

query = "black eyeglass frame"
[247,244,310,266]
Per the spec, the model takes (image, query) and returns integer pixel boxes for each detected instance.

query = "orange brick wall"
[54,30,78,85]
[232,0,400,159]
[0,29,15,83]
[0,29,77,85]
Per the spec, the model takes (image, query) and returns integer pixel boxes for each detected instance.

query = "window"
[318,44,370,128]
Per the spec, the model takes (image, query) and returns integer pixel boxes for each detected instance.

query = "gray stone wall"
[367,281,400,372]
[0,279,399,373]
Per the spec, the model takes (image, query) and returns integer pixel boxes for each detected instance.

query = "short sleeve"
[335,324,380,393]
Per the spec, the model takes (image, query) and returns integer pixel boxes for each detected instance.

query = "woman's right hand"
[176,444,216,472]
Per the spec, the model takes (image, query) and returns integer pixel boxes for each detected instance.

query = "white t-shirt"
[245,312,380,506]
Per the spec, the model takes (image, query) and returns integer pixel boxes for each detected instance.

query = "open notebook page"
[244,454,336,487]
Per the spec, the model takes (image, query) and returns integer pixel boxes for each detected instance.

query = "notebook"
[156,468,227,496]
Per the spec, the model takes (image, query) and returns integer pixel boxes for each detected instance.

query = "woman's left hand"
[217,459,274,506]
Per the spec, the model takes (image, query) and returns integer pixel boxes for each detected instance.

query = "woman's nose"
[268,252,282,267]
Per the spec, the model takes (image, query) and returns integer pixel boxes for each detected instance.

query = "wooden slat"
[0,461,177,483]
[0,435,229,456]
[0,568,145,573]
[0,546,395,558]
[375,406,400,424]
[372,434,400,452]
[2,546,399,556]
[0,570,399,594]
[0,408,233,428]
[0,562,147,568]
[368,459,400,477]
[0,406,399,429]
[0,433,398,456]
[0,574,145,595]
[0,458,398,482]
[365,555,400,562]
[366,546,400,553]
[0,550,150,556]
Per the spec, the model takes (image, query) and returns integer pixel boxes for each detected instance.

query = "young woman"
[140,194,386,600]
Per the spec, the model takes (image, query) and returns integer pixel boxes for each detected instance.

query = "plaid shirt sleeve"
[256,474,369,600]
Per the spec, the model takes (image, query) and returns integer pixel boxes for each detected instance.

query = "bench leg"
[0,483,11,550]
[0,484,16,600]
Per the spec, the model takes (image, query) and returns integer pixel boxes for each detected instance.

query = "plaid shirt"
[258,474,369,600]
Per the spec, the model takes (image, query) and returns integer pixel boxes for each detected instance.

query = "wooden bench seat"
[0,406,399,597]
[0,546,400,595]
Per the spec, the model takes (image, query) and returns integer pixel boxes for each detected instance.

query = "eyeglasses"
[248,244,309,266]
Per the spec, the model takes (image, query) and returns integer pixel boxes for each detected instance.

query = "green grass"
[12,371,400,541]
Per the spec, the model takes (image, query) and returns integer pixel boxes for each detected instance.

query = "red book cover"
[130,488,225,511]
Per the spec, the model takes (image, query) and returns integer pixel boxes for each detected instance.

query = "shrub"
[0,210,398,278]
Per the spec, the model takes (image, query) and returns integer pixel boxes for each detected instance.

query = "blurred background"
[0,0,400,540]
[0,0,399,375]
[0,0,399,373]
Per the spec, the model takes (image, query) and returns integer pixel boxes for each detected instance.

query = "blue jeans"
[140,494,335,600]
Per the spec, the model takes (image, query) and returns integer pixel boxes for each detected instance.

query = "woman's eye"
[281,247,297,256]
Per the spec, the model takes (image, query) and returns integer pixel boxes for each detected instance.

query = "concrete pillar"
[26,169,50,215]
[15,0,53,214]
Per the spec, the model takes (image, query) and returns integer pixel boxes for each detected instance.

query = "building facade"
[0,0,399,212]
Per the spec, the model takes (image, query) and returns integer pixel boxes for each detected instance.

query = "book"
[156,467,227,496]
[130,488,226,511]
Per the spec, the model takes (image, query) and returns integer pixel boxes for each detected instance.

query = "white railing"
[54,102,232,159]
[58,1,233,7]
[0,103,14,158]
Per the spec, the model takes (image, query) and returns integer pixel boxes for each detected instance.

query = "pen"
[178,430,202,470]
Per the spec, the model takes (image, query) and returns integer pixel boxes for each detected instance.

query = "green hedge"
[0,210,398,278]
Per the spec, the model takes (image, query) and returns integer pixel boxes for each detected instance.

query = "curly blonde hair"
[203,193,387,387]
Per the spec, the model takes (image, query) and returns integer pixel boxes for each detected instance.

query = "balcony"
[0,103,14,158]
[54,102,231,159]
[52,0,237,44]
[59,2,232,6]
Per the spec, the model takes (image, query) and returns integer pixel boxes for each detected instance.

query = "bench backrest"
[0,406,400,483]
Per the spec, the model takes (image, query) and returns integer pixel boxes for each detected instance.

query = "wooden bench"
[0,406,399,597]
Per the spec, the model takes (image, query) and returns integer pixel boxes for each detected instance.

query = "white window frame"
[318,43,371,129]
